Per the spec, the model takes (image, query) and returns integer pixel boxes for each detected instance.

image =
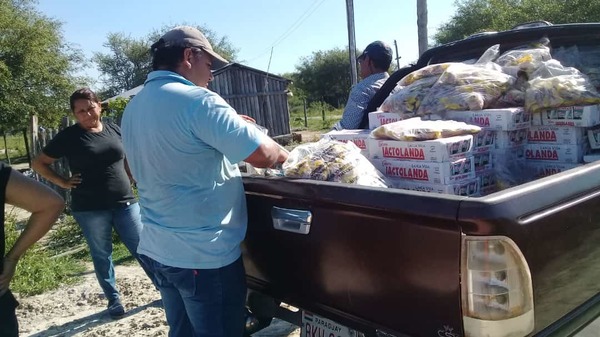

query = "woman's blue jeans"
[139,255,247,337]
[72,202,153,304]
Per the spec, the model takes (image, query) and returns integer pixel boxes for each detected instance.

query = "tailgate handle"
[271,206,312,235]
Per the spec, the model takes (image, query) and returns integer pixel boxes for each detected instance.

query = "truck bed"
[242,160,600,336]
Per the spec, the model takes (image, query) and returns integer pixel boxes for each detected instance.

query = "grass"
[6,214,134,296]
[1,133,28,164]
[289,107,342,132]
[5,215,86,296]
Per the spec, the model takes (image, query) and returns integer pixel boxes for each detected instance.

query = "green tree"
[0,0,83,130]
[94,24,239,99]
[435,0,600,45]
[293,47,352,108]
[93,33,151,100]
[103,97,129,120]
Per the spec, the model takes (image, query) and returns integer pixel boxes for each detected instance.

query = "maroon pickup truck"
[242,23,600,337]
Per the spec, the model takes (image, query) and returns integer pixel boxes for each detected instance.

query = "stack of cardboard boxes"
[527,105,600,177]
[320,104,600,196]
[444,108,531,195]
[367,135,478,196]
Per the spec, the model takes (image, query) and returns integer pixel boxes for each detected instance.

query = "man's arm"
[244,139,288,169]
[0,170,64,296]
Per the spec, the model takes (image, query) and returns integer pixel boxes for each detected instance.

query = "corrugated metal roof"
[103,62,290,102]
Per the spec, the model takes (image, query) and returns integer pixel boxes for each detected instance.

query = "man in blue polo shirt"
[121,26,288,337]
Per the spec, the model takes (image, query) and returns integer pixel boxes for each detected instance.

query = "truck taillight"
[461,236,534,337]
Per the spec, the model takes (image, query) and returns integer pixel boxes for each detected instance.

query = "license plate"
[301,311,355,337]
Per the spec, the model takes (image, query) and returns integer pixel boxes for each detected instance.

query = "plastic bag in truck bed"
[370,117,481,141]
[398,62,455,86]
[525,60,600,112]
[416,63,514,115]
[495,39,552,77]
[379,76,438,116]
[282,138,389,188]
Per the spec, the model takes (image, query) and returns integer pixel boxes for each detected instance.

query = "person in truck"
[120,26,288,337]
[333,40,393,130]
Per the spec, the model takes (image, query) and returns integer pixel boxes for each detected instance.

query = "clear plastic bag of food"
[495,39,552,77]
[282,139,389,188]
[370,117,481,141]
[398,63,455,86]
[417,63,514,115]
[475,44,500,64]
[491,70,530,108]
[525,74,600,112]
[379,76,438,116]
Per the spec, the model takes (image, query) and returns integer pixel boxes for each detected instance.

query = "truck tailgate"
[242,177,466,337]
[457,161,600,334]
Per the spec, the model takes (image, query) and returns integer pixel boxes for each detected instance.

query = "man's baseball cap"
[357,41,393,66]
[151,26,229,70]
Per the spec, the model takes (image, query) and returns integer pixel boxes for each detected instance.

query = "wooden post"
[29,115,38,157]
[3,133,10,164]
[417,0,428,56]
[303,99,308,128]
[23,129,31,167]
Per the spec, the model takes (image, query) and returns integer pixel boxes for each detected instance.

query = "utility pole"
[393,40,401,69]
[417,0,428,56]
[346,0,358,85]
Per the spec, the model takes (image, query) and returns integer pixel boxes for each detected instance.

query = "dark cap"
[357,41,393,68]
[151,26,229,70]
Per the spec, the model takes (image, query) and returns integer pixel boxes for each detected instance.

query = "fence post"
[3,133,10,164]
[303,99,308,128]
[29,115,38,158]
[23,129,31,167]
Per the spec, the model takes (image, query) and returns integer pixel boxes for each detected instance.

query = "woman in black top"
[0,162,64,336]
[32,88,154,319]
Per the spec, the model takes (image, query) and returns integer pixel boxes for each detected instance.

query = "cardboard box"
[587,127,600,149]
[532,112,543,126]
[370,157,476,184]
[368,112,403,129]
[525,161,582,178]
[367,135,473,162]
[444,108,531,131]
[476,169,498,195]
[493,145,526,162]
[541,105,600,127]
[474,151,493,172]
[528,125,585,145]
[322,129,370,156]
[525,143,587,163]
[473,129,497,153]
[495,129,528,149]
[389,177,480,197]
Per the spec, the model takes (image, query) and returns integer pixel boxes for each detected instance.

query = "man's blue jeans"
[72,202,152,304]
[139,255,247,337]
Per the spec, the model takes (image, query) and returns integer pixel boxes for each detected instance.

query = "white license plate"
[301,311,355,337]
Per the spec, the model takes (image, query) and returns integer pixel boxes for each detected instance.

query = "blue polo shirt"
[121,71,265,269]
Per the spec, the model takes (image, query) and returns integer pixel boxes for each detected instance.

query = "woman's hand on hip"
[60,173,82,189]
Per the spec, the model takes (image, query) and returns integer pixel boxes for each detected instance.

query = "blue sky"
[37,0,456,89]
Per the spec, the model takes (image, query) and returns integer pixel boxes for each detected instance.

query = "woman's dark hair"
[69,88,100,112]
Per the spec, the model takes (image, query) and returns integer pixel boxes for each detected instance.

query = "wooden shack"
[209,63,291,137]
[104,63,292,137]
